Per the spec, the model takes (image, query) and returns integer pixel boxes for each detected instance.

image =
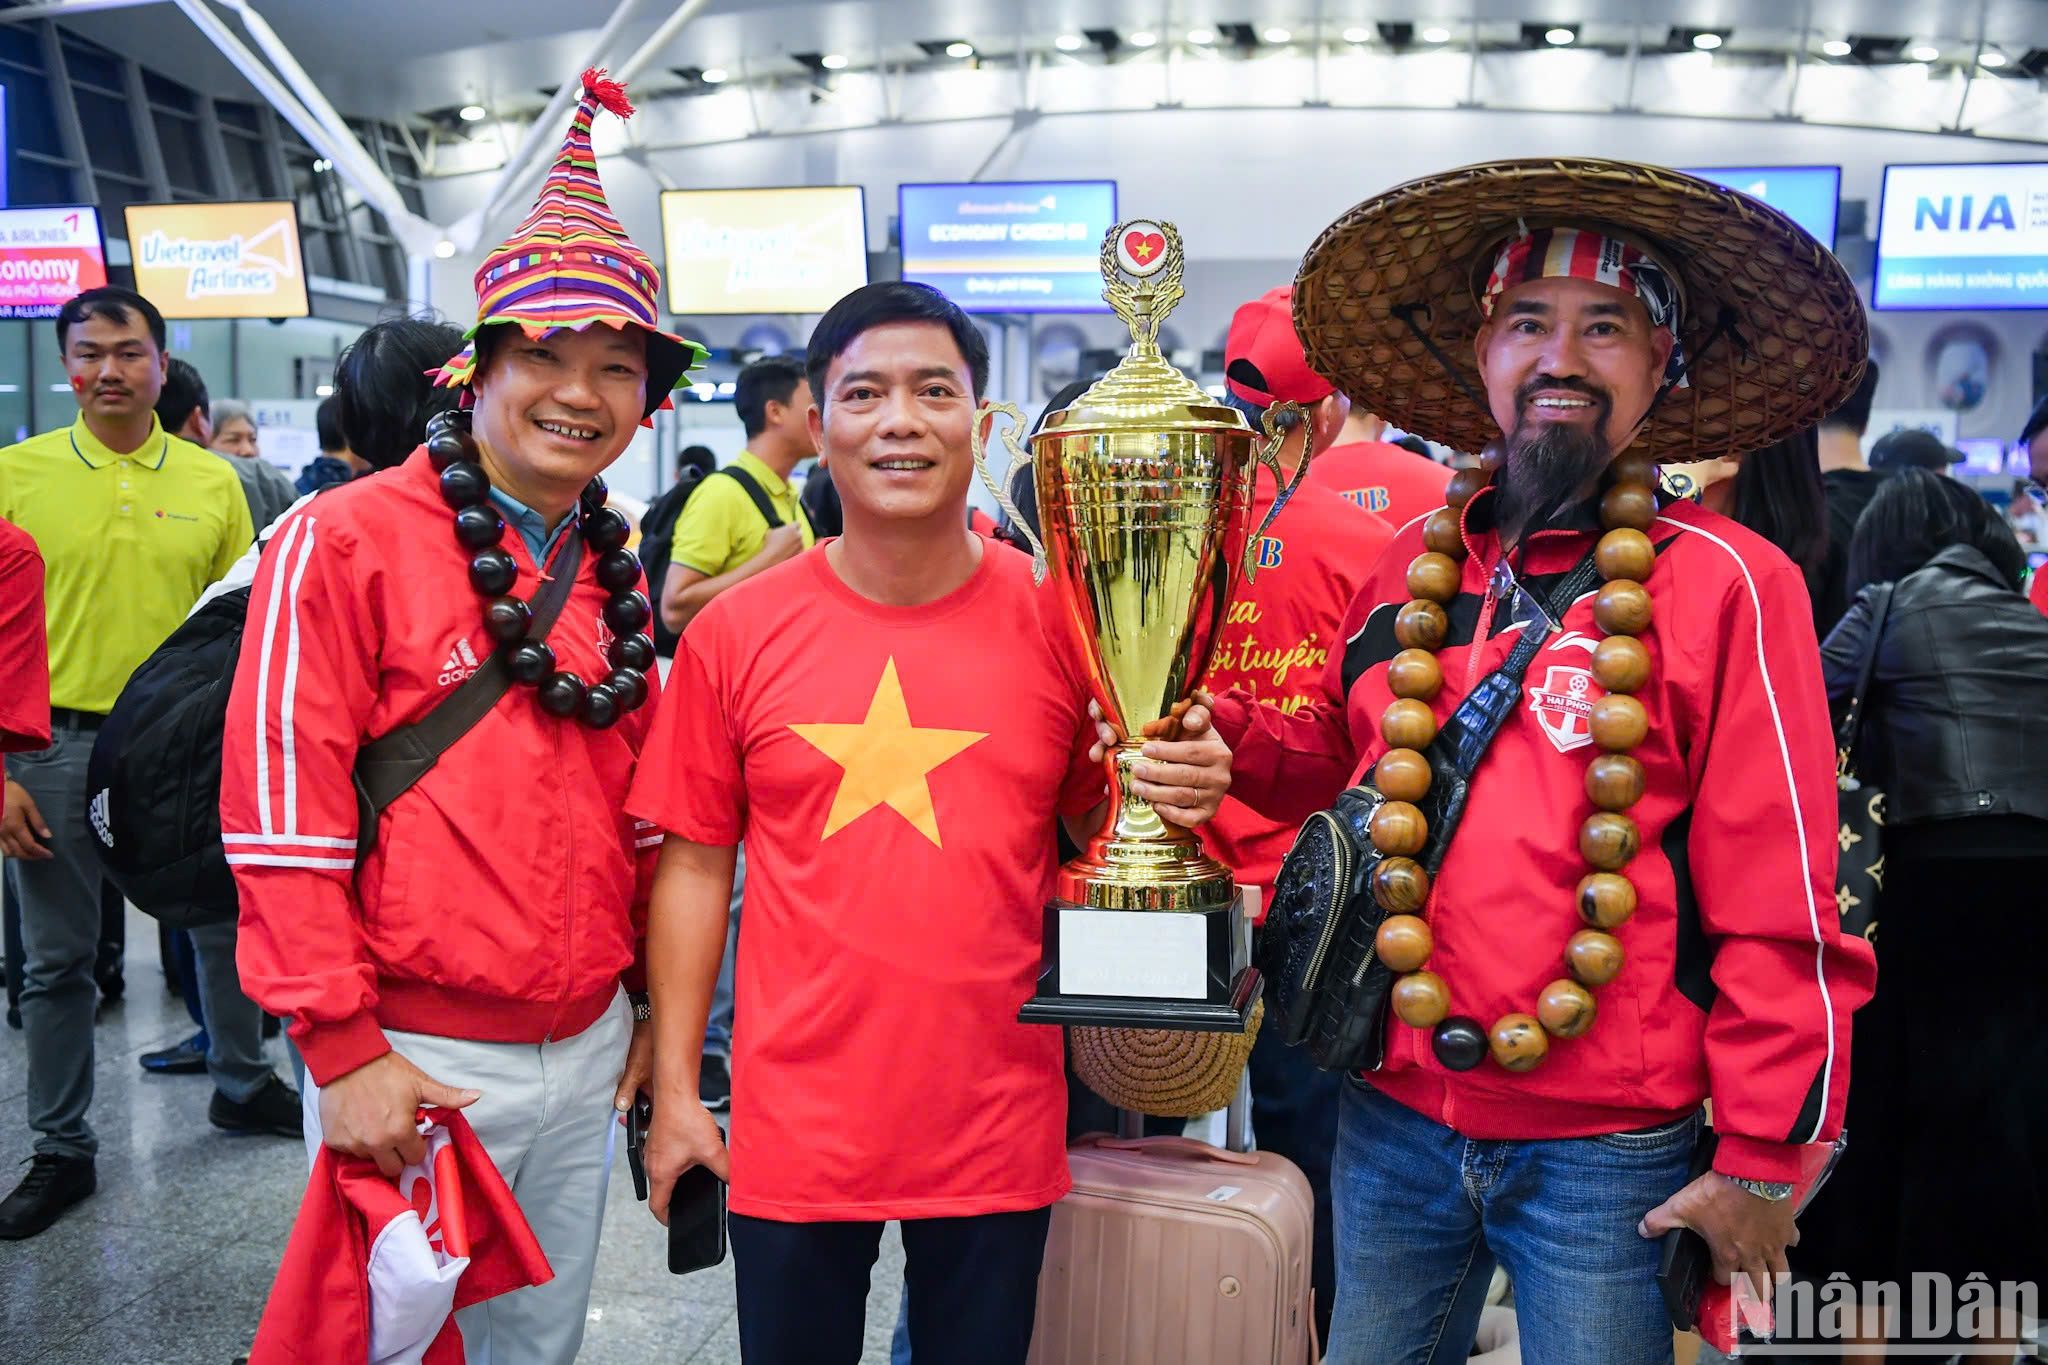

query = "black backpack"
[639,466,705,658]
[85,529,585,929]
[641,465,790,657]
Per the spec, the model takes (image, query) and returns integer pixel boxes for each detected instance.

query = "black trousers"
[730,1206,1052,1365]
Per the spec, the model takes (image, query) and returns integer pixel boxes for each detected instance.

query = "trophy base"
[1018,892,1259,1033]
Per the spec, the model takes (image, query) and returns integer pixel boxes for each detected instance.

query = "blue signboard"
[1682,165,1840,249]
[1873,162,2048,311]
[898,180,1117,313]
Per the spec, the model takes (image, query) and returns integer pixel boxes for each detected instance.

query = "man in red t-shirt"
[1210,287,1392,1343]
[1305,404,1453,529]
[631,282,1234,1364]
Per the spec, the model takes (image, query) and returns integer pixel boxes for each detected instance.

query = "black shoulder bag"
[1831,581,1895,946]
[1260,549,1606,1072]
[351,535,585,861]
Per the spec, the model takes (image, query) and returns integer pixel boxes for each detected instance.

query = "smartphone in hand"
[626,1092,728,1273]
[668,1156,728,1274]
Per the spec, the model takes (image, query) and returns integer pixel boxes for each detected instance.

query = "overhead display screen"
[899,180,1118,313]
[0,206,107,318]
[1873,162,2048,310]
[1682,165,1840,249]
[660,186,869,316]
[124,200,310,319]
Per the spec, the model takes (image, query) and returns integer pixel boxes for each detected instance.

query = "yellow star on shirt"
[789,657,988,848]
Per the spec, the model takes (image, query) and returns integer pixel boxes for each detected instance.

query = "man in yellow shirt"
[0,287,253,1239]
[654,355,816,1112]
[658,355,817,635]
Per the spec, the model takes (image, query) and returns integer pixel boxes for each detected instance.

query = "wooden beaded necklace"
[1366,448,1662,1073]
[425,409,656,730]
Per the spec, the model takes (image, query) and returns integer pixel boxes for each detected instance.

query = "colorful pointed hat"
[433,67,707,425]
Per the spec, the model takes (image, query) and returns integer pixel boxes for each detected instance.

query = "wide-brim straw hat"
[1069,1000,1262,1119]
[1293,157,1869,460]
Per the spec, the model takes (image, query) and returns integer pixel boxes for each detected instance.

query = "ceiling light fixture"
[1262,26,1292,44]
[1979,50,2007,68]
[820,52,848,69]
[1821,38,1852,56]
[1186,27,1217,45]
[433,239,456,259]
[1342,26,1371,44]
[1908,44,1939,62]
[314,384,335,398]
[1128,30,1158,47]
[1545,26,1576,46]
[1055,32,1085,51]
[700,66,728,83]
[457,104,485,122]
[946,41,974,57]
[1692,32,1723,50]
[1421,25,1451,43]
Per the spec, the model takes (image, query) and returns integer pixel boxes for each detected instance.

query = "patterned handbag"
[1832,582,1896,946]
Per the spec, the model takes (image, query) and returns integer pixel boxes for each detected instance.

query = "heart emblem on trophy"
[1119,225,1170,276]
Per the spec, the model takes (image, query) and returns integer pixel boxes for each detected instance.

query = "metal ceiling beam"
[464,0,661,238]
[171,0,434,252]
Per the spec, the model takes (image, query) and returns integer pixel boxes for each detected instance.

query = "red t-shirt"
[1200,477,1391,906]
[629,543,1102,1221]
[0,518,50,753]
[1306,439,1452,530]
[2030,568,2048,616]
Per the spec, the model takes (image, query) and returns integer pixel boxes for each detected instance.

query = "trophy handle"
[1244,401,1314,583]
[972,401,1048,584]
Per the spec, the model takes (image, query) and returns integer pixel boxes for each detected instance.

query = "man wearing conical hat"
[1208,161,1878,1361]
[222,69,701,1361]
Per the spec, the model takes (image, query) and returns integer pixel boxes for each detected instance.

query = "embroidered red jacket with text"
[220,449,661,1087]
[1212,489,1877,1183]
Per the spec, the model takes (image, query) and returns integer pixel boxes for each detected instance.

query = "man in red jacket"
[221,69,703,1363]
[1213,164,1878,1363]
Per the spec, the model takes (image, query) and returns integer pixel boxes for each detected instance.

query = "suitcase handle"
[1080,1135,1262,1167]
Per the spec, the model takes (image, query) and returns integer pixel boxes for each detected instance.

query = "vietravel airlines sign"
[124,201,311,319]
[1873,163,2048,311]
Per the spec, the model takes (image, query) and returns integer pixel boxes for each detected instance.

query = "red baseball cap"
[1223,286,1335,408]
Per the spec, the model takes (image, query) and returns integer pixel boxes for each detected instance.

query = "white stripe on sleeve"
[1655,515,1835,1143]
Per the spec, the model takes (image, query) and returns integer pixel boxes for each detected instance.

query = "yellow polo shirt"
[0,414,252,713]
[670,449,814,578]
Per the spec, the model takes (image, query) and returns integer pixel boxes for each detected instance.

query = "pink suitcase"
[1028,1126,1316,1365]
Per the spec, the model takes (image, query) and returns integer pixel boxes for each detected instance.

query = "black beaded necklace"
[425,409,655,730]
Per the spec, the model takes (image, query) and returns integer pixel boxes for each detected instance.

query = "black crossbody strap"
[1834,581,1896,778]
[713,465,784,529]
[1432,549,1607,778]
[353,533,586,832]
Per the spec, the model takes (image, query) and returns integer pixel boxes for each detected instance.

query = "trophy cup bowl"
[974,219,1312,1032]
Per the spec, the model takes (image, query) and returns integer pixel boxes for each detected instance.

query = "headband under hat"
[1478,225,1690,389]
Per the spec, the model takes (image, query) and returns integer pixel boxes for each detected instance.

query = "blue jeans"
[1327,1078,1700,1365]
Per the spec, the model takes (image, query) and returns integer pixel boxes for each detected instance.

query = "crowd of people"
[1,65,2043,1365]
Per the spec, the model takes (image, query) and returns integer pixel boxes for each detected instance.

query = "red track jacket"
[1212,489,1877,1183]
[221,449,661,1087]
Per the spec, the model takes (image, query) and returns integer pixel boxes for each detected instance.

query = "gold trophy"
[974,219,1312,1031]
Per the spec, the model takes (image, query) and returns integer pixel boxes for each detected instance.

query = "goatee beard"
[1495,418,1614,540]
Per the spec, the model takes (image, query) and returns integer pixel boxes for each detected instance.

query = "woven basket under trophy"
[1292,157,1870,462]
[1070,999,1263,1118]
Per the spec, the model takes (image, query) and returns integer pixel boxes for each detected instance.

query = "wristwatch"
[628,992,652,1022]
[1729,1176,1794,1203]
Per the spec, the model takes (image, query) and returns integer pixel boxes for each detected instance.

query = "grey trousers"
[704,844,743,1057]
[7,726,104,1159]
[186,920,273,1102]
